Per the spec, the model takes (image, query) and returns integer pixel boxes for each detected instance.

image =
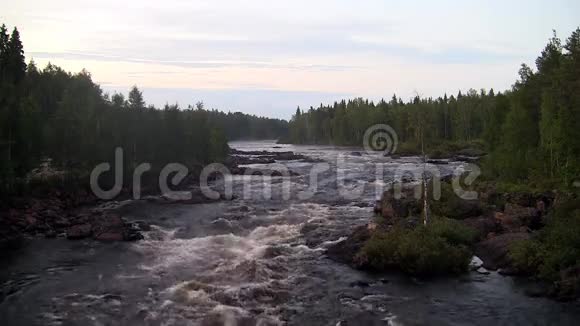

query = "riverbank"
[327,176,580,301]
[0,147,318,258]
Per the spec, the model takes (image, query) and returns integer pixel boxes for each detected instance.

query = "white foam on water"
[383,314,403,326]
[129,201,339,324]
[91,199,134,212]
[321,236,347,247]
[141,225,178,242]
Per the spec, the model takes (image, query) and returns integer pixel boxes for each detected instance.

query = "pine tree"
[128,85,145,109]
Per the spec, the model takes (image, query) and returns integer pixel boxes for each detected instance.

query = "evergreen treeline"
[286,28,580,188]
[205,110,288,141]
[0,23,287,193]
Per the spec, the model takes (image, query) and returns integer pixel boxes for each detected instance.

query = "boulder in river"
[553,265,580,301]
[474,232,530,270]
[326,225,371,267]
[94,232,124,241]
[91,213,144,242]
[462,215,498,240]
[66,223,92,239]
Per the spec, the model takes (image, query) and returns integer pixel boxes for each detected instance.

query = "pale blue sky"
[2,0,579,119]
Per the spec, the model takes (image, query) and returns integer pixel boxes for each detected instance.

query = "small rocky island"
[328,178,579,301]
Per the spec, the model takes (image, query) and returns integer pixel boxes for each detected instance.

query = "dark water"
[1,141,579,325]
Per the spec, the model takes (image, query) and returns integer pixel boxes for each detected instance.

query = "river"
[1,140,579,325]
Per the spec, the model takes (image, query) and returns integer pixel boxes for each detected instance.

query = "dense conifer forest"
[285,29,580,189]
[0,24,288,193]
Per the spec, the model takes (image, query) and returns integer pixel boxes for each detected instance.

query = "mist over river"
[1,141,579,326]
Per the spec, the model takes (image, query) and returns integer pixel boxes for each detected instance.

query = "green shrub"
[359,218,473,276]
[429,218,477,246]
[360,227,405,269]
[430,182,482,220]
[396,142,421,156]
[510,199,580,281]
[510,239,544,275]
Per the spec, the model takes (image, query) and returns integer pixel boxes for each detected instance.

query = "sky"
[1,0,579,119]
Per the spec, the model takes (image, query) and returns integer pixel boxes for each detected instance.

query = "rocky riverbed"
[0,146,317,250]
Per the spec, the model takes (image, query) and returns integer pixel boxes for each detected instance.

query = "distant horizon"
[4,0,579,119]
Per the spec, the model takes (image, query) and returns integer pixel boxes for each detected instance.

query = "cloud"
[28,51,359,71]
[9,0,579,118]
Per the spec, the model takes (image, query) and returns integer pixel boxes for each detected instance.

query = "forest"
[0,24,288,194]
[285,29,580,189]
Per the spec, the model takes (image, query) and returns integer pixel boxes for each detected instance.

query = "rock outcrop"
[326,225,371,267]
[474,232,530,270]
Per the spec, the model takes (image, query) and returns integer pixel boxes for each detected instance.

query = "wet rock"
[263,245,291,258]
[91,213,143,242]
[210,218,238,232]
[496,204,541,232]
[350,151,362,156]
[476,267,491,275]
[130,220,151,232]
[438,175,453,184]
[553,266,580,301]
[453,155,481,163]
[352,202,371,208]
[228,149,318,167]
[462,215,498,240]
[44,230,57,238]
[66,224,92,239]
[94,232,124,241]
[505,192,536,207]
[304,226,338,248]
[53,217,71,228]
[231,166,299,177]
[42,209,60,220]
[23,214,38,228]
[300,222,319,234]
[450,200,483,220]
[123,229,144,241]
[373,200,381,214]
[469,256,484,270]
[456,148,486,157]
[93,214,124,229]
[230,156,276,165]
[326,225,371,267]
[404,216,421,229]
[381,193,420,221]
[350,280,370,288]
[474,232,530,270]
[428,160,449,165]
